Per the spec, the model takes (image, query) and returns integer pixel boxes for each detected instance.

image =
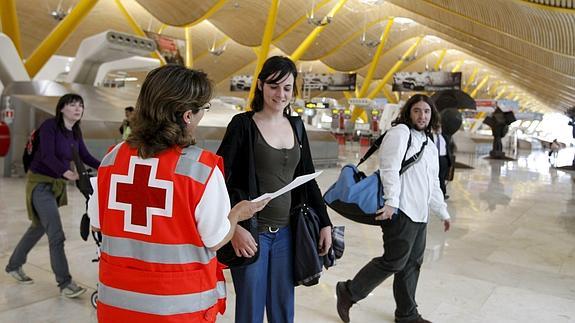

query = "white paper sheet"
[251,171,322,202]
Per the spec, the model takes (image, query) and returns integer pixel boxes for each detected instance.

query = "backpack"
[22,129,39,173]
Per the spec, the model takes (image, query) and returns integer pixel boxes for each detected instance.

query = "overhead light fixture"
[394,17,415,25]
[209,39,227,57]
[424,35,442,43]
[306,0,332,26]
[359,33,380,48]
[359,0,385,5]
[49,0,72,21]
[402,55,417,62]
[307,15,332,26]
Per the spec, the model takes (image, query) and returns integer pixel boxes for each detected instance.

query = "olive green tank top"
[254,126,301,231]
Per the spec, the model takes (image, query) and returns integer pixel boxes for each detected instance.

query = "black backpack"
[22,129,39,173]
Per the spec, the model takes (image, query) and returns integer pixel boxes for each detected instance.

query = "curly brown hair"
[392,94,440,137]
[127,65,213,158]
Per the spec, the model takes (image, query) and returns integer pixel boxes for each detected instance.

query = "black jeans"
[345,211,427,322]
[6,183,72,289]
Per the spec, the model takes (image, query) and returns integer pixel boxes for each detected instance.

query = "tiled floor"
[1,146,574,323]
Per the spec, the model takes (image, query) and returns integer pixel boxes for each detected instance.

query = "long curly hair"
[127,65,213,158]
[392,94,440,137]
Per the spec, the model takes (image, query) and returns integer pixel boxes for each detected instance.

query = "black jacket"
[216,111,332,229]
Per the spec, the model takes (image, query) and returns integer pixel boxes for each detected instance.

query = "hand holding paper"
[251,171,322,202]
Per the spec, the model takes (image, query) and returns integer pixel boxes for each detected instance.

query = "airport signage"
[392,71,461,92]
[144,31,185,66]
[230,75,253,92]
[302,73,356,91]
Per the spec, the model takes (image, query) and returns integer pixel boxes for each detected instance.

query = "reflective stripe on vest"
[101,142,123,167]
[175,146,212,184]
[98,281,226,316]
[101,234,215,265]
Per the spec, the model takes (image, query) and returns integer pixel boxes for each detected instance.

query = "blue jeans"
[6,183,72,288]
[231,226,294,323]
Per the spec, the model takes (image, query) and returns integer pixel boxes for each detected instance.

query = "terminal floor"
[1,146,574,323]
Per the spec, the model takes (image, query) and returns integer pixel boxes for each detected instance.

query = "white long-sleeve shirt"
[379,124,450,223]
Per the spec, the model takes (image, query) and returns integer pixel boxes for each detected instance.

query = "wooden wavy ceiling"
[13,0,574,112]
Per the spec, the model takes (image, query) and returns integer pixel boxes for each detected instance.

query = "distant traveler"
[119,106,134,140]
[6,93,100,298]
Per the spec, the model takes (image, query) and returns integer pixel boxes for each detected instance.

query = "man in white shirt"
[336,94,451,323]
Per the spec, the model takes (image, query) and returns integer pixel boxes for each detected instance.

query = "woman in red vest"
[89,65,267,322]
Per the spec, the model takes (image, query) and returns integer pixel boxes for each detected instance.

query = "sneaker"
[61,281,86,298]
[7,268,34,284]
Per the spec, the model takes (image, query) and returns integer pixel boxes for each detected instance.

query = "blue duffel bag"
[324,131,427,226]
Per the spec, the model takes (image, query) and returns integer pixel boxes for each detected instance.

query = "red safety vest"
[97,143,226,323]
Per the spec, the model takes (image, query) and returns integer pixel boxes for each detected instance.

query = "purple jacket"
[29,118,100,179]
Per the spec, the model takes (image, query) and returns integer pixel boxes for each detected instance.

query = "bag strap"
[295,118,304,146]
[357,131,413,168]
[356,128,428,175]
[399,135,428,175]
[357,132,386,167]
[293,118,309,203]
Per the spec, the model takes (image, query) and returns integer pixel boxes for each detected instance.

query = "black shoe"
[444,195,450,200]
[336,281,353,322]
[398,317,433,323]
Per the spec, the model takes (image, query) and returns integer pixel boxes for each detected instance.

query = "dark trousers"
[231,226,294,323]
[438,155,450,196]
[6,183,72,289]
[345,212,427,322]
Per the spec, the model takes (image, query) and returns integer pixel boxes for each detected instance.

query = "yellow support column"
[433,49,447,71]
[157,24,167,34]
[183,0,228,27]
[357,18,394,98]
[488,80,501,97]
[24,0,99,77]
[289,0,348,61]
[114,0,165,65]
[463,67,478,92]
[0,0,22,57]
[382,87,397,104]
[494,86,507,100]
[345,92,368,123]
[185,27,193,68]
[247,0,280,108]
[468,74,490,132]
[274,0,332,42]
[367,36,423,99]
[470,75,489,98]
[451,59,464,73]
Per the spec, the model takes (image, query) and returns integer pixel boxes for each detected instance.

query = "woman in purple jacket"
[5,94,100,298]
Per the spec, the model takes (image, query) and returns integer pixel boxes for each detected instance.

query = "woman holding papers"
[217,56,332,323]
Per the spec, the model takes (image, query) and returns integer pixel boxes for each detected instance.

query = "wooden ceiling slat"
[10,0,575,111]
